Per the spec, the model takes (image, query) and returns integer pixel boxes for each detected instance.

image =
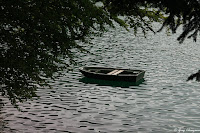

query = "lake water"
[1,24,200,133]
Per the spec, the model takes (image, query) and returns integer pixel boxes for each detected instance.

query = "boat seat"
[107,70,124,75]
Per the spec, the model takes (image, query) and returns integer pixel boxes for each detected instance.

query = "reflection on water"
[1,25,200,132]
[80,77,145,88]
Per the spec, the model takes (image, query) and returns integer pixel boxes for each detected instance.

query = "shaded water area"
[1,24,200,133]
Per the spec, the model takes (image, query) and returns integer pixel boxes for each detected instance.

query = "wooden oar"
[107,70,124,75]
[112,70,124,75]
[107,70,118,75]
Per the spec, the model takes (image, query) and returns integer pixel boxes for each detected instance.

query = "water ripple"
[1,24,200,132]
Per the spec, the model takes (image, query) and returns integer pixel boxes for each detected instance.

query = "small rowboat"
[79,67,145,82]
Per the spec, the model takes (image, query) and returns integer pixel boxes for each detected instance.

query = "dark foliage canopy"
[102,0,200,42]
[1,0,200,105]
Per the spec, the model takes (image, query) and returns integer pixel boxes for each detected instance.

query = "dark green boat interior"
[86,68,141,75]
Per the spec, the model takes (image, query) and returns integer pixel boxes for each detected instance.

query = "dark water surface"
[1,25,200,133]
